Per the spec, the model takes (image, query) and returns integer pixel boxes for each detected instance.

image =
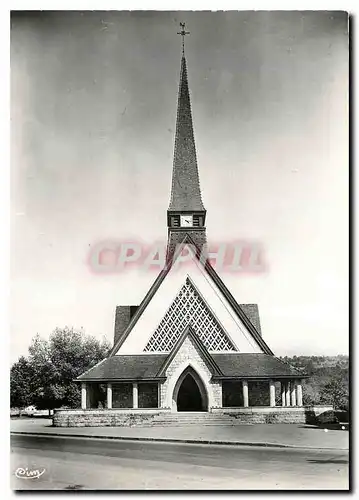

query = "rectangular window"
[87,383,107,409]
[248,381,270,406]
[222,381,243,407]
[138,383,158,408]
[112,383,133,408]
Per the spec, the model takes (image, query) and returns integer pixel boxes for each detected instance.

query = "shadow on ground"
[64,484,84,490]
[307,459,349,464]
[299,423,349,431]
[11,415,52,420]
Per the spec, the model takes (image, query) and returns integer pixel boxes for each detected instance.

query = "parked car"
[22,405,37,416]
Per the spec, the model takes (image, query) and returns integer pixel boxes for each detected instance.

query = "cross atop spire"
[177,22,190,55]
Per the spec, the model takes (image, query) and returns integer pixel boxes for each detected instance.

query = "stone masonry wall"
[114,306,131,346]
[53,409,166,428]
[211,381,222,408]
[53,405,335,427]
[161,335,222,409]
[212,405,334,424]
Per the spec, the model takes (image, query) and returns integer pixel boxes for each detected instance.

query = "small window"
[193,216,200,227]
[171,216,180,227]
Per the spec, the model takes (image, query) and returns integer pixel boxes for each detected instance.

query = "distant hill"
[279,355,349,410]
[280,355,348,372]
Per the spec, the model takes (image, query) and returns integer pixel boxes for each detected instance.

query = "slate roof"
[76,355,168,382]
[76,353,307,382]
[211,354,307,379]
[169,55,205,211]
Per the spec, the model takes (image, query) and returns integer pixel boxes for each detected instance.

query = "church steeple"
[167,23,207,257]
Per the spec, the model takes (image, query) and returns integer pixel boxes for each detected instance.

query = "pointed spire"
[168,25,205,212]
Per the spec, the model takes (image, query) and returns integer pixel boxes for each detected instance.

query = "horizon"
[10,11,349,363]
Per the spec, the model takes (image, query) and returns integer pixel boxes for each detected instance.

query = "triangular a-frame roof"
[110,233,274,356]
[156,324,223,378]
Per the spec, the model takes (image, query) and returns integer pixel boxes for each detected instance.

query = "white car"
[22,405,37,416]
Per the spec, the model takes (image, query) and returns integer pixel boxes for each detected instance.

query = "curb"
[10,431,349,452]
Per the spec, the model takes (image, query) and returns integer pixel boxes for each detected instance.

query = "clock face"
[180,215,193,227]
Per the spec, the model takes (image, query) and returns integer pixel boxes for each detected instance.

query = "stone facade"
[160,335,222,410]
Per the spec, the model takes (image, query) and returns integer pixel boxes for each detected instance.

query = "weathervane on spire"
[177,22,190,54]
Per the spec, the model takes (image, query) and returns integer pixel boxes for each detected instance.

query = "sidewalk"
[10,418,349,450]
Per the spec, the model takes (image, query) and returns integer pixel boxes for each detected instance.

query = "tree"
[320,375,349,411]
[10,356,34,410]
[302,381,321,406]
[10,327,111,411]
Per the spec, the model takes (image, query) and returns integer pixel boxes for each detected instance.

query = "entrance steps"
[148,412,238,427]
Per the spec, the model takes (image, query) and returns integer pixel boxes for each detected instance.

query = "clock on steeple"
[167,212,206,229]
[180,215,193,227]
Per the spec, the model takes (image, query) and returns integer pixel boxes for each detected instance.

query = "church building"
[53,25,320,427]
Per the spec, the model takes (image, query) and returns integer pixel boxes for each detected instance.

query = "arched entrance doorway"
[173,367,208,412]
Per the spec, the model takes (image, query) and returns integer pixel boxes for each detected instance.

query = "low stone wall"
[53,408,170,428]
[212,405,334,424]
[53,405,334,427]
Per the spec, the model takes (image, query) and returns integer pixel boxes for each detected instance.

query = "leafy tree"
[10,356,34,410]
[302,381,321,406]
[319,375,349,411]
[11,327,111,411]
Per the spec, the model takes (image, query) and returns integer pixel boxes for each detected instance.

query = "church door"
[177,373,205,412]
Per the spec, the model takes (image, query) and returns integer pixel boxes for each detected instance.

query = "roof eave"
[74,377,167,383]
[212,374,310,380]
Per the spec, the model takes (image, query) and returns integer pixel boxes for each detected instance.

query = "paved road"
[10,434,349,490]
[10,418,350,450]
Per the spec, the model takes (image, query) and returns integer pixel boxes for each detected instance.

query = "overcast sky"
[10,11,348,361]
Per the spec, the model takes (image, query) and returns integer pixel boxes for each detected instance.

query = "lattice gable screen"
[144,277,237,352]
